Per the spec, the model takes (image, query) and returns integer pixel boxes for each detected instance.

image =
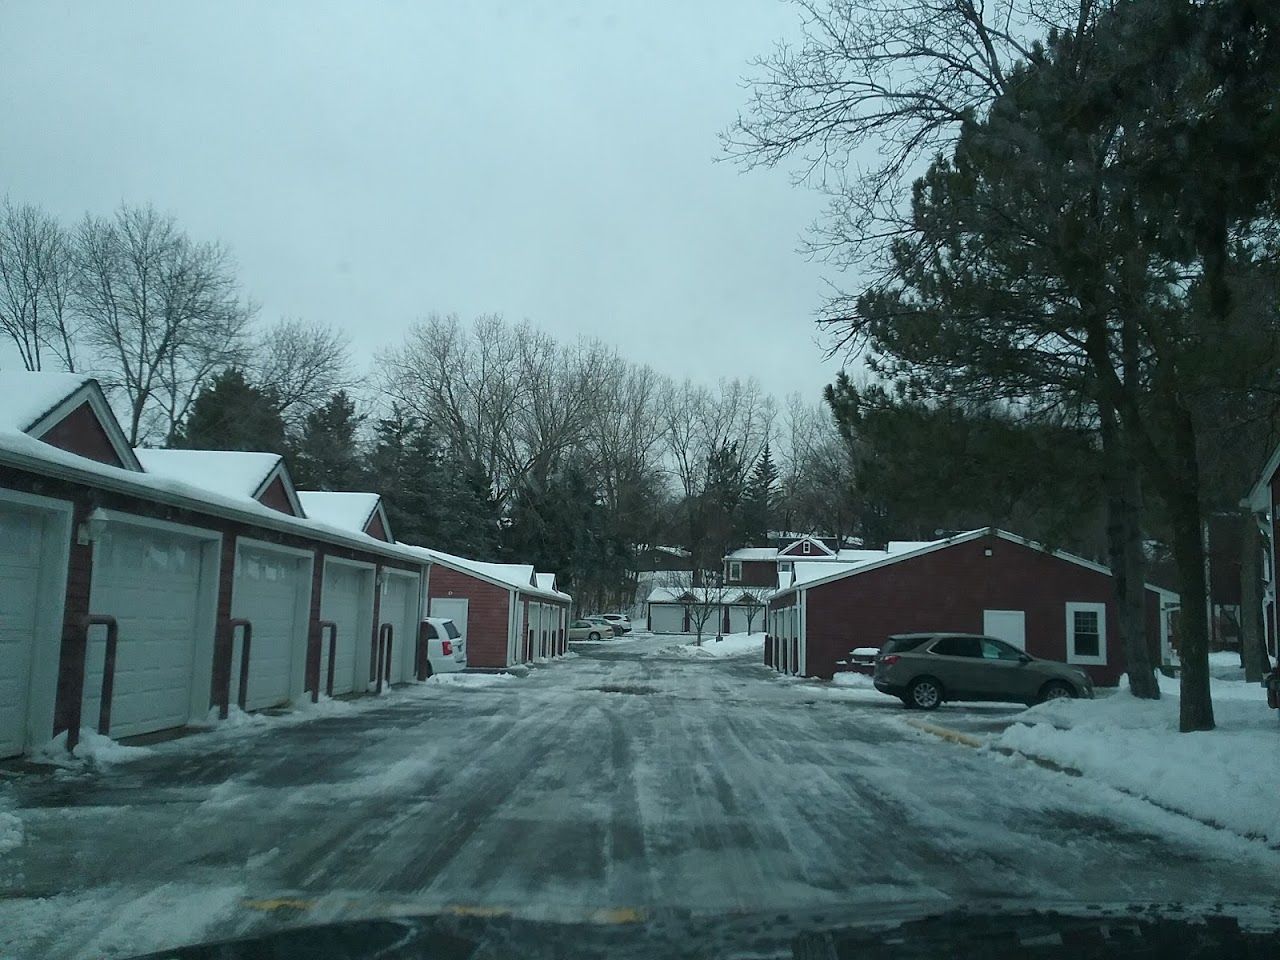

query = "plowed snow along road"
[3,636,1279,959]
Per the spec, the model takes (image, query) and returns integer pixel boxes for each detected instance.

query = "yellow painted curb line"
[905,718,983,748]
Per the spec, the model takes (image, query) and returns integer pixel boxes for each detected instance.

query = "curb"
[904,718,984,748]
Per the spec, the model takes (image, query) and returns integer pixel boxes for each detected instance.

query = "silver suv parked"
[873,632,1094,710]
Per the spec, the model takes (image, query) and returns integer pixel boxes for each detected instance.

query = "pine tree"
[742,444,779,543]
[173,368,288,453]
[293,390,364,490]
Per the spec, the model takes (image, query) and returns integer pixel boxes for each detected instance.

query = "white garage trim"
[0,488,73,756]
[85,508,222,733]
[383,567,424,683]
[797,590,808,676]
[321,555,376,694]
[507,589,520,665]
[229,537,314,709]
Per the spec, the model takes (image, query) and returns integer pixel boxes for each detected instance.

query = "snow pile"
[425,672,517,687]
[991,672,1279,843]
[657,632,766,659]
[33,729,152,768]
[831,671,876,689]
[0,809,23,855]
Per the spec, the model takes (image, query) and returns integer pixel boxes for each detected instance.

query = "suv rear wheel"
[908,676,943,710]
[1039,680,1075,703]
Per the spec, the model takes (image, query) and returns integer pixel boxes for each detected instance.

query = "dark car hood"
[129,899,1280,960]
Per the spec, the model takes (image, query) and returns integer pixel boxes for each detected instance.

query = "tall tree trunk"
[1239,511,1266,683]
[1099,402,1159,698]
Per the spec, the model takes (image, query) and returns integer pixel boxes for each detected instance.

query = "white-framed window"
[778,561,793,574]
[728,560,742,581]
[1065,601,1107,665]
[802,540,812,554]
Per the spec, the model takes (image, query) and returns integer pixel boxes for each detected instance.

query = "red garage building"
[766,528,1178,686]
[411,547,571,669]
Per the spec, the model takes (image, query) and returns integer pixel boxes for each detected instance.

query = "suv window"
[930,636,983,658]
[443,621,461,640]
[424,623,439,640]
[882,635,932,654]
[980,638,1023,661]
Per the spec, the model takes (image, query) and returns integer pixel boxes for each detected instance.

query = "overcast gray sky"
[0,1,844,401]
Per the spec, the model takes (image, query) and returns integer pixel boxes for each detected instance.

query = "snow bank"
[0,810,23,855]
[655,631,766,659]
[990,672,1280,843]
[32,729,153,768]
[425,672,517,687]
[831,672,876,689]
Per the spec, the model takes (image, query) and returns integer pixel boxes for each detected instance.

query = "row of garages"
[646,587,771,636]
[0,372,571,761]
[764,528,1179,685]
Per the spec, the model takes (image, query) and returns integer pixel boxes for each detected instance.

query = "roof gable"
[297,491,389,538]
[135,448,303,516]
[1,373,141,471]
[778,536,834,558]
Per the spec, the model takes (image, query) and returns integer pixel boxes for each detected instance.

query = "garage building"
[766,528,1179,685]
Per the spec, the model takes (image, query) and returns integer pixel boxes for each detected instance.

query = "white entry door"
[232,542,312,710]
[381,571,421,684]
[983,609,1027,650]
[86,520,217,739]
[0,496,71,758]
[321,560,374,695]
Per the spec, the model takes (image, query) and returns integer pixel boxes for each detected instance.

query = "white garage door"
[381,571,421,684]
[321,561,372,695]
[232,543,311,711]
[728,606,754,634]
[649,604,686,634]
[85,522,213,739]
[0,500,69,758]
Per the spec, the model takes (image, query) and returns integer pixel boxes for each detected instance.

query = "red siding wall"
[797,534,1134,685]
[257,476,297,515]
[365,512,389,542]
[38,402,126,468]
[729,559,777,588]
[427,565,511,668]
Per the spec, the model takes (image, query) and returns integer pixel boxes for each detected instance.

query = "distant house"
[724,535,919,592]
[766,528,1179,686]
[647,585,770,635]
[1244,446,1280,663]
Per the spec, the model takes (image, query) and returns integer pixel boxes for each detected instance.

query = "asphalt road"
[3,636,1279,959]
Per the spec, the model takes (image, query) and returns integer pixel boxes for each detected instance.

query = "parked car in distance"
[568,619,615,641]
[873,632,1093,710]
[599,613,633,634]
[420,617,467,675]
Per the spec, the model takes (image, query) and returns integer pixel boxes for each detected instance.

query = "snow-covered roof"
[649,585,771,604]
[136,449,280,498]
[835,549,889,563]
[726,547,778,561]
[886,540,941,554]
[1246,441,1280,511]
[0,371,93,432]
[298,491,381,532]
[790,559,876,588]
[0,427,424,566]
[772,527,1177,599]
[402,545,567,602]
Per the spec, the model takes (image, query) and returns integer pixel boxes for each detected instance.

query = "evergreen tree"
[173,368,288,453]
[293,390,364,490]
[742,444,779,543]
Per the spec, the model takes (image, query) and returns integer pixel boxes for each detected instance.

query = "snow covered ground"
[989,669,1279,844]
[3,646,1279,959]
[648,630,766,659]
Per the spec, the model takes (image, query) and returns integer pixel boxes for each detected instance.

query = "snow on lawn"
[990,671,1280,844]
[655,631,766,659]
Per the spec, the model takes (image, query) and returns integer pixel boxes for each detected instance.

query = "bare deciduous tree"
[0,199,78,371]
[74,205,251,444]
[249,317,353,430]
